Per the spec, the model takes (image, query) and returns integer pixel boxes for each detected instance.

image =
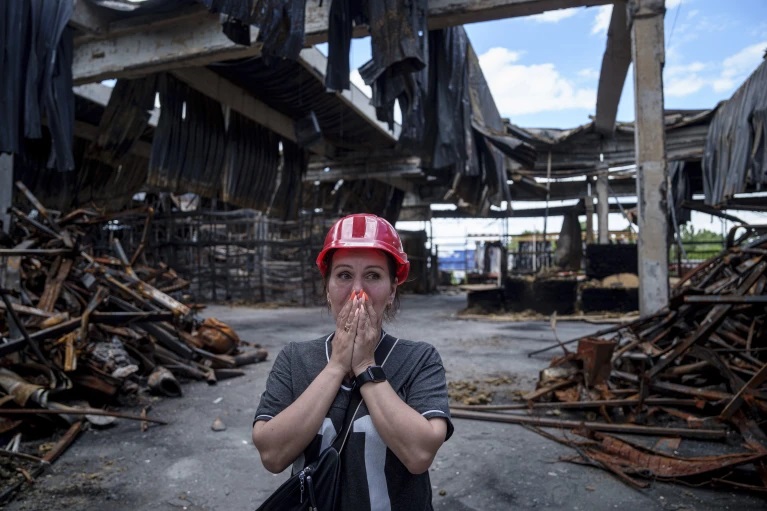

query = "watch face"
[368,366,386,381]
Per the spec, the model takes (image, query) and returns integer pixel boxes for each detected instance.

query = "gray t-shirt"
[255,332,454,511]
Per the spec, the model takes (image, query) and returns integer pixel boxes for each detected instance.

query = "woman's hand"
[352,291,380,376]
[329,291,360,375]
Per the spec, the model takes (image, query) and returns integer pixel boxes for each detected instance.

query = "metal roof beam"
[72,0,612,84]
[594,1,632,135]
[170,67,331,156]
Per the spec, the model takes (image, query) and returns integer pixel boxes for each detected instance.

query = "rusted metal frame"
[659,360,711,378]
[107,264,191,317]
[153,347,210,381]
[450,409,727,439]
[85,252,191,317]
[56,208,101,225]
[108,295,194,360]
[635,310,678,341]
[0,288,47,363]
[111,238,138,279]
[120,341,157,373]
[522,380,574,401]
[676,257,725,288]
[742,247,767,256]
[648,260,767,378]
[90,311,175,324]
[703,273,741,295]
[0,406,167,425]
[613,370,733,401]
[708,334,764,369]
[10,207,61,240]
[719,362,767,421]
[37,257,74,312]
[0,421,83,504]
[233,348,269,367]
[730,410,767,454]
[99,270,158,308]
[72,286,110,371]
[130,206,155,266]
[0,300,57,318]
[13,182,74,248]
[684,295,767,304]
[527,314,653,358]
[0,448,47,465]
[450,397,703,411]
[688,346,747,392]
[4,318,80,352]
[530,426,652,489]
[0,248,72,256]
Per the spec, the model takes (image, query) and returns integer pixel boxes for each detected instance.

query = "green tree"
[673,225,724,261]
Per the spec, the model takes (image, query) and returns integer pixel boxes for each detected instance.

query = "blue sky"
[382,0,767,242]
[465,0,767,128]
[347,0,767,129]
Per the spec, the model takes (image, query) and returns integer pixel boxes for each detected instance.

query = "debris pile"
[453,225,767,492]
[0,182,268,503]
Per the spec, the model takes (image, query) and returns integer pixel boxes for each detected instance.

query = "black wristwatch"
[355,365,386,387]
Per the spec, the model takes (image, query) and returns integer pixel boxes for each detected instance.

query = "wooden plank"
[37,258,74,312]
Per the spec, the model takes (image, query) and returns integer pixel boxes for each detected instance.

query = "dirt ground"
[3,292,766,510]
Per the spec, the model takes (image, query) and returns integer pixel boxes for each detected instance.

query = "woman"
[253,213,453,510]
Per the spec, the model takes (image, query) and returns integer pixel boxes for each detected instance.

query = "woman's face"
[326,248,397,321]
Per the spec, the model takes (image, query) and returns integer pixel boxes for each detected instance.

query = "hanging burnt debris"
[453,224,767,492]
[0,183,268,503]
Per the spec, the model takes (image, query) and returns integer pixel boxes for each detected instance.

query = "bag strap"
[332,333,399,454]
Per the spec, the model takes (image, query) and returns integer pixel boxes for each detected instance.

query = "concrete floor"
[4,292,766,510]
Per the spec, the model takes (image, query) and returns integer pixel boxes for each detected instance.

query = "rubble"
[0,182,268,503]
[452,225,767,492]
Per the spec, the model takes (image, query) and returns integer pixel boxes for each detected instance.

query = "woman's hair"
[322,249,401,321]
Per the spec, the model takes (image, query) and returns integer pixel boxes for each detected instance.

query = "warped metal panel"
[1,0,75,171]
[702,59,767,206]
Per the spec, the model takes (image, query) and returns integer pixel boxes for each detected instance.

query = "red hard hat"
[316,214,410,283]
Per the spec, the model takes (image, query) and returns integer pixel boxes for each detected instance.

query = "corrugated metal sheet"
[1,0,75,171]
[148,73,227,197]
[208,57,395,155]
[703,58,767,206]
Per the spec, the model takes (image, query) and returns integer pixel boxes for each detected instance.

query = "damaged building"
[1,0,767,507]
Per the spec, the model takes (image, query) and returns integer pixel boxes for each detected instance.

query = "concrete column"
[585,186,595,245]
[596,163,609,244]
[630,0,669,316]
[0,153,12,234]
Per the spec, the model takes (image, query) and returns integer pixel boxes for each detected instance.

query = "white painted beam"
[298,48,398,141]
[72,0,612,84]
[630,0,668,316]
[69,0,112,37]
[73,83,159,126]
[594,0,631,135]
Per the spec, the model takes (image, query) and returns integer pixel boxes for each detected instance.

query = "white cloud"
[478,47,596,117]
[666,76,706,97]
[666,0,685,9]
[713,42,767,92]
[578,68,599,80]
[529,7,579,23]
[591,5,612,36]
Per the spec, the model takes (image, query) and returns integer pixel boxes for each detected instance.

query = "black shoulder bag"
[255,334,399,511]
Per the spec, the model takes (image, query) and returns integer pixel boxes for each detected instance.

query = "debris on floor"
[452,225,767,492]
[0,183,268,503]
